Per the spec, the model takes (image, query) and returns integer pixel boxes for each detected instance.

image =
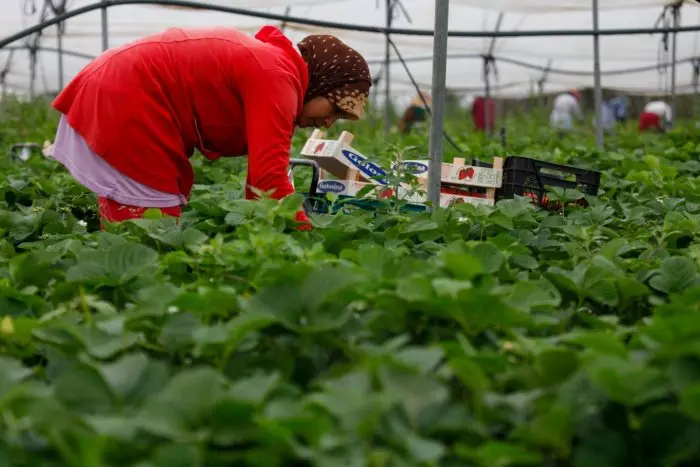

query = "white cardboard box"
[397,159,503,189]
[300,137,389,185]
[315,179,495,208]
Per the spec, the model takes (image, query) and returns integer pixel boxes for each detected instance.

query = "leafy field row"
[0,98,699,466]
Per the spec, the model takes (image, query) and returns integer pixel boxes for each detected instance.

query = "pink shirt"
[51,115,187,208]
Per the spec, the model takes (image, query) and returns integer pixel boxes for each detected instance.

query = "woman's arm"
[242,69,311,228]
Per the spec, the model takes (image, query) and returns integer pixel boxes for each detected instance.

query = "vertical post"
[484,14,503,138]
[0,76,6,109]
[383,0,392,134]
[670,3,680,126]
[29,48,36,100]
[592,0,604,150]
[484,57,492,136]
[101,1,109,51]
[57,21,64,90]
[693,59,700,121]
[0,51,14,112]
[539,59,552,121]
[280,6,291,33]
[427,0,449,210]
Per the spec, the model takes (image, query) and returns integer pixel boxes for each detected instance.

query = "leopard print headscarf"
[297,35,372,120]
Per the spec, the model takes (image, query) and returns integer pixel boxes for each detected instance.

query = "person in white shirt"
[639,100,672,133]
[550,89,583,132]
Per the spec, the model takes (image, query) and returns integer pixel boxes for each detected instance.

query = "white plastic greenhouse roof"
[2,0,700,107]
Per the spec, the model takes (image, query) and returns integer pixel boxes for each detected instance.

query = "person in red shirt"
[471,96,495,132]
[50,25,372,230]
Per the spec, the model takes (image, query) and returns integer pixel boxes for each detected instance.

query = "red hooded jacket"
[52,26,309,211]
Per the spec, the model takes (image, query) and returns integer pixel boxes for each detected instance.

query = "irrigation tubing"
[4,0,700,50]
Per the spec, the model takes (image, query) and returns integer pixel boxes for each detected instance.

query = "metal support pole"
[0,51,14,111]
[670,3,680,126]
[484,57,492,135]
[383,0,392,134]
[592,0,604,150]
[693,59,700,120]
[0,77,6,109]
[427,0,449,210]
[29,48,37,100]
[101,1,109,51]
[538,59,552,119]
[57,21,64,90]
[280,6,291,33]
[484,14,503,137]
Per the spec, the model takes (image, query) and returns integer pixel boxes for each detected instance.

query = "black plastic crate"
[498,156,601,209]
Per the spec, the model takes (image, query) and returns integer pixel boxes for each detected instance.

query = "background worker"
[594,99,617,134]
[550,89,583,133]
[639,100,672,133]
[608,95,629,123]
[398,91,431,134]
[471,95,496,132]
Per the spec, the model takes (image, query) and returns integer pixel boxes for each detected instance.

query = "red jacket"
[53,26,309,205]
[472,96,495,131]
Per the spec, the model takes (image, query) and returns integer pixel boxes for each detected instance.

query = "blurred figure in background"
[550,89,583,133]
[639,100,672,133]
[594,99,616,134]
[398,91,431,134]
[471,95,496,132]
[607,95,629,123]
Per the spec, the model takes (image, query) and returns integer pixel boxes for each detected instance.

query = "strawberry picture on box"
[458,167,475,181]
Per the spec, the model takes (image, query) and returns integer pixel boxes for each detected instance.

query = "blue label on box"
[318,180,347,193]
[341,149,388,184]
[400,161,429,174]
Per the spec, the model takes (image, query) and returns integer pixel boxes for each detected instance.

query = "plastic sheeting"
[1,0,700,102]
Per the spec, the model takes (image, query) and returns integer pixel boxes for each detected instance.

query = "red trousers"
[638,112,662,132]
[98,197,181,228]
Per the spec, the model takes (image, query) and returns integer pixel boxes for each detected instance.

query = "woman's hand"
[295,210,313,231]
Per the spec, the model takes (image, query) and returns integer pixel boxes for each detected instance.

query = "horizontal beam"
[4,45,96,61]
[3,0,700,50]
[2,43,689,81]
[367,53,697,77]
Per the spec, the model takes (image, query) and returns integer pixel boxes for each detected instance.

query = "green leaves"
[96,353,169,407]
[584,355,669,406]
[507,279,561,311]
[135,367,227,438]
[66,243,159,285]
[649,256,699,294]
[4,99,700,466]
[535,348,579,386]
[242,263,364,332]
[458,441,542,467]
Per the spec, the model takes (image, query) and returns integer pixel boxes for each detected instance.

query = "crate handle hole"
[539,168,577,182]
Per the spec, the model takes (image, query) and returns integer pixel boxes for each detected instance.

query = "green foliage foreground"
[0,99,699,466]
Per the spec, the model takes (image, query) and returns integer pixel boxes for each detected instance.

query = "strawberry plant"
[0,98,699,466]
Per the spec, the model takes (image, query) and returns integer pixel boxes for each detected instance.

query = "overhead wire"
[655,4,672,97]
